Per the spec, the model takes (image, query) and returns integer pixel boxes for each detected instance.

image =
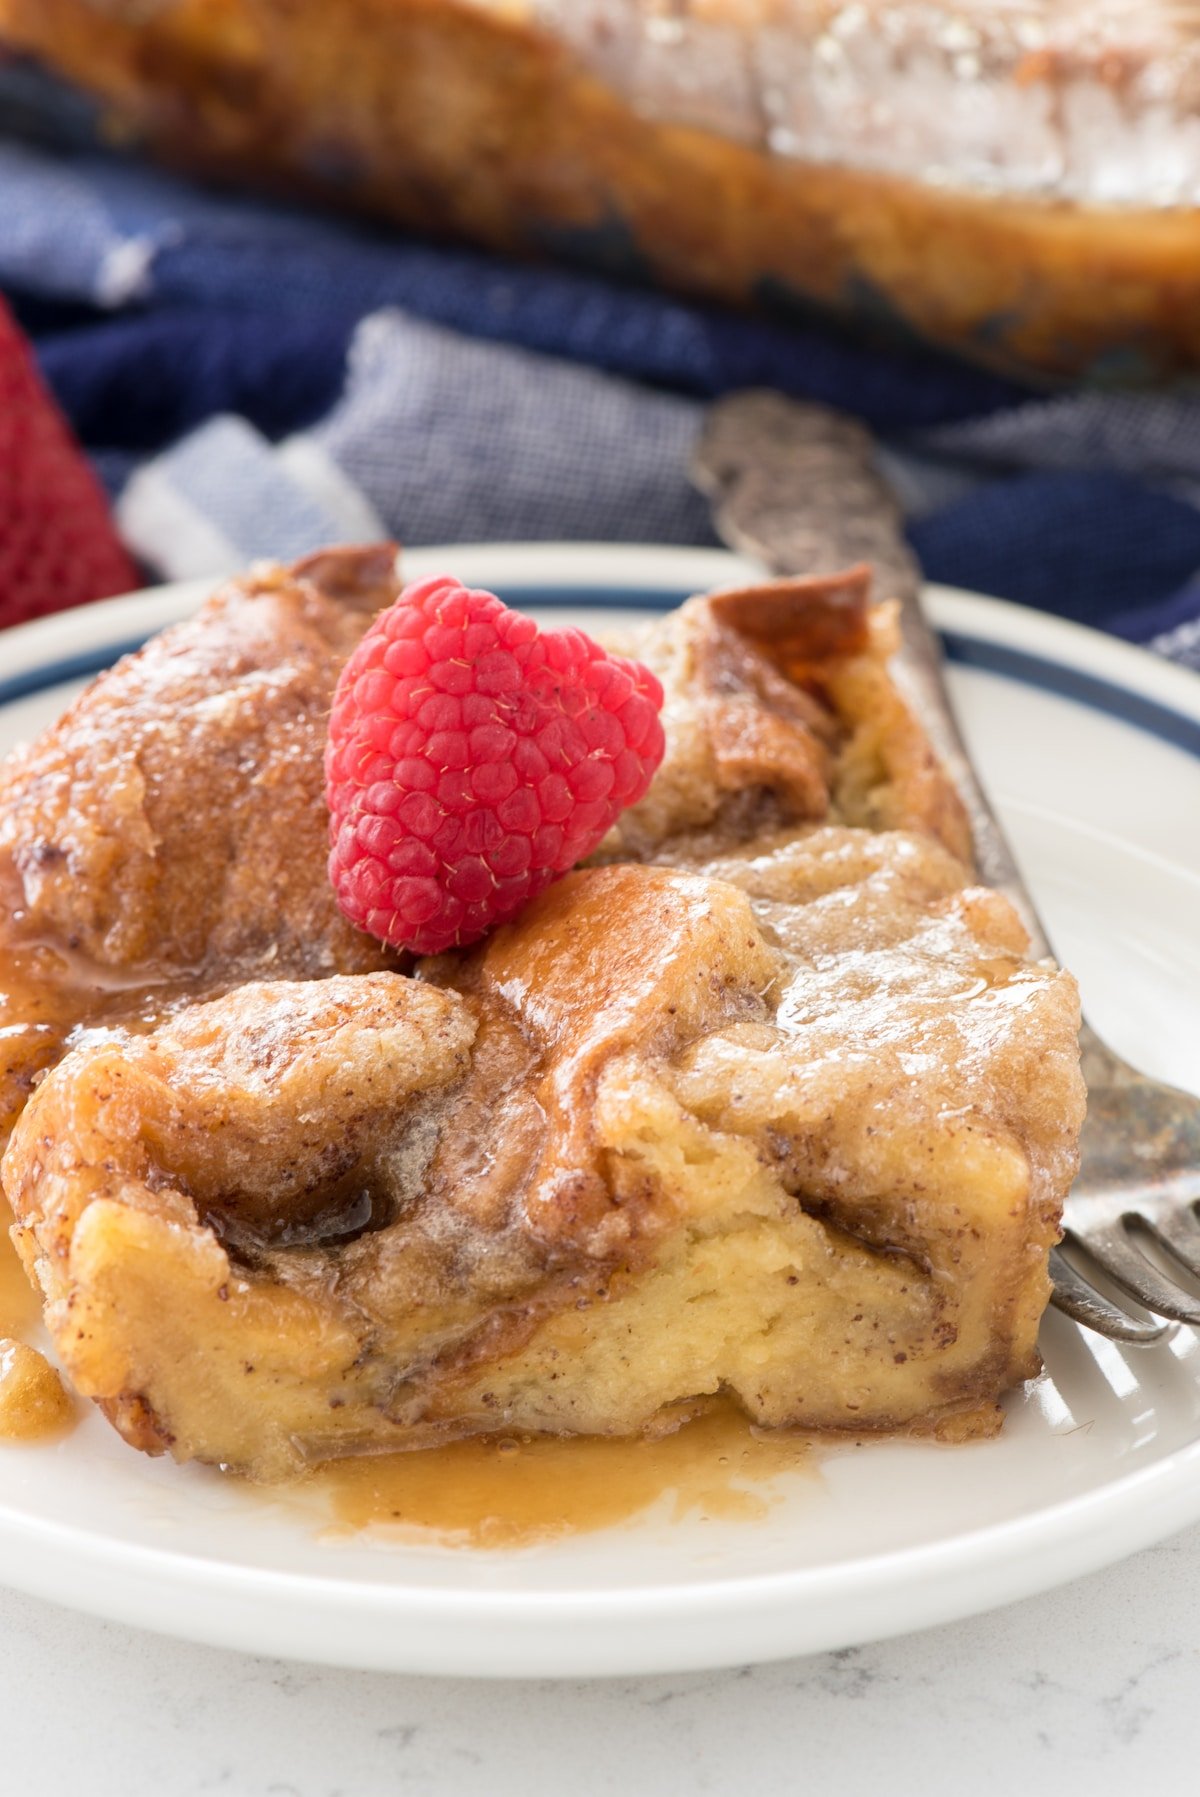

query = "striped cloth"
[0,119,1198,670]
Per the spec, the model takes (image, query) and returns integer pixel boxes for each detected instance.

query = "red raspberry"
[325,574,666,954]
[0,296,139,629]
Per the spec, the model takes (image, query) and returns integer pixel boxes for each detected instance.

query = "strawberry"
[0,294,139,630]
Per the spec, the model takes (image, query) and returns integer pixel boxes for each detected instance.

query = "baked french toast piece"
[0,554,955,1153]
[0,551,1084,1474]
[4,851,1082,1477]
[602,565,971,865]
[0,544,399,977]
[0,546,401,1150]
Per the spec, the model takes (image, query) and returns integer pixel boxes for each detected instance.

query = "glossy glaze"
[316,1401,812,1547]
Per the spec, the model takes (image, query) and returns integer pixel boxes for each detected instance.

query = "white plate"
[1,543,1199,1680]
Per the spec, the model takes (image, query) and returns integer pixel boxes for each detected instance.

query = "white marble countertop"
[3,1520,1198,1794]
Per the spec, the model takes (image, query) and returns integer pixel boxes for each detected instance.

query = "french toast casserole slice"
[0,547,1084,1477]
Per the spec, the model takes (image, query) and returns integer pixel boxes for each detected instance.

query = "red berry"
[0,297,139,629]
[325,575,666,954]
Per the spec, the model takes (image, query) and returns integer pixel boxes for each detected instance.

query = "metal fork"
[695,390,1200,1344]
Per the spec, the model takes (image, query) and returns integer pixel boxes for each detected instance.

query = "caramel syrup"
[0,1197,40,1339]
[313,1402,812,1548]
[0,1338,75,1441]
[0,1199,77,1441]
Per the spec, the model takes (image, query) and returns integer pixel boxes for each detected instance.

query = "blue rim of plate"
[1,585,1198,764]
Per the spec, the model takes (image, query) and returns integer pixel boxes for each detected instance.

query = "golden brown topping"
[0,544,400,978]
[707,565,872,679]
[3,843,1082,1477]
[0,546,405,1158]
[601,570,970,864]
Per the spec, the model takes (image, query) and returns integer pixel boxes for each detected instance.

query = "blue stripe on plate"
[940,632,1200,762]
[0,639,150,707]
[1,589,1198,764]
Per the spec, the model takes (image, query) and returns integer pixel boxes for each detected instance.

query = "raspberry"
[325,574,666,954]
[0,296,138,629]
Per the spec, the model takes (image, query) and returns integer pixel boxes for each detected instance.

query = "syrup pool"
[312,1402,813,1548]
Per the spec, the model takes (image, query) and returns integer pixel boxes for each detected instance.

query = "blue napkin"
[1,124,1199,670]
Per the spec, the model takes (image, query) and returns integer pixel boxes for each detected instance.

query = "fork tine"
[1049,1246,1169,1344]
[1141,1207,1200,1282]
[1066,1224,1200,1326]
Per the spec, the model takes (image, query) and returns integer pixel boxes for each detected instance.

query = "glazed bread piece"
[0,551,1085,1475]
[1,0,1197,378]
[0,552,949,1152]
[601,565,972,865]
[0,545,400,1148]
[5,851,1082,1477]
[0,543,399,976]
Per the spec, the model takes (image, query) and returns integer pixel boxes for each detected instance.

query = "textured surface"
[0,543,399,976]
[326,573,665,953]
[0,551,1083,1474]
[0,544,402,1153]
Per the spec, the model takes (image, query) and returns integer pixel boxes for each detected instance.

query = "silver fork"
[695,390,1200,1344]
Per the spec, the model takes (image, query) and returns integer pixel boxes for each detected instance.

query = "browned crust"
[0,543,403,1159]
[708,566,873,682]
[99,1391,176,1456]
[0,540,399,974]
[608,570,972,867]
[289,541,400,605]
